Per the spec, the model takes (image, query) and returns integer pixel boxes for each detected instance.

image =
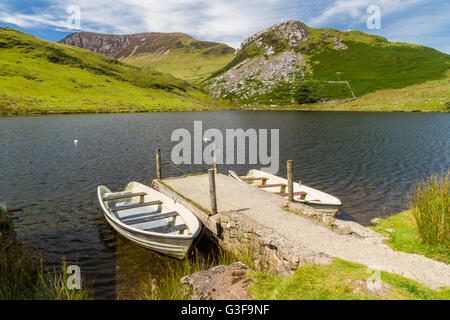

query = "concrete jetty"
[153,173,450,290]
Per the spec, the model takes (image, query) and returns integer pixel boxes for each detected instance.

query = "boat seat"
[122,211,178,225]
[241,177,268,185]
[276,191,307,197]
[145,224,187,234]
[103,192,147,202]
[258,183,287,189]
[111,200,163,212]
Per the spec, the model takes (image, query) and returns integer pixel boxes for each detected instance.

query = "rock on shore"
[181,262,254,300]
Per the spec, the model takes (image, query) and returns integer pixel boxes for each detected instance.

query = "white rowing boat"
[229,169,342,214]
[97,182,201,259]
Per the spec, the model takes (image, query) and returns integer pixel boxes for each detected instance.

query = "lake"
[0,111,448,299]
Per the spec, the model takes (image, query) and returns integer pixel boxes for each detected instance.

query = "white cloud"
[0,0,448,53]
[307,0,426,27]
[0,0,294,47]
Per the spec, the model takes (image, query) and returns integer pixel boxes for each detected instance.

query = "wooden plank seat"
[258,183,287,189]
[276,191,307,197]
[122,211,178,225]
[241,177,269,182]
[111,200,163,212]
[103,192,147,202]
[145,224,187,234]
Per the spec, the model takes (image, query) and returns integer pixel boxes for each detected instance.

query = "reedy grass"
[0,230,92,300]
[371,171,449,263]
[409,171,449,247]
[41,258,92,300]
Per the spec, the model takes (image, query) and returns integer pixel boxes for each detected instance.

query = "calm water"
[0,111,449,298]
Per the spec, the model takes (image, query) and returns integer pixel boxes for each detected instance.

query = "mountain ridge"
[60,31,236,82]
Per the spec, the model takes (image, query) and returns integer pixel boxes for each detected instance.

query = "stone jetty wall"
[216,209,332,276]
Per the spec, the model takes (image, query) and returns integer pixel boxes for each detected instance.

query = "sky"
[0,0,449,53]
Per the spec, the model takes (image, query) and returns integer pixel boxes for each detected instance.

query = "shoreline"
[1,107,448,117]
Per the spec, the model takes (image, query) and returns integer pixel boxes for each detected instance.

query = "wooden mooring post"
[213,144,219,174]
[208,169,218,215]
[287,160,294,202]
[156,148,162,180]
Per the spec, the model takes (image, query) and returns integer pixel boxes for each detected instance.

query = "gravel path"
[164,174,450,289]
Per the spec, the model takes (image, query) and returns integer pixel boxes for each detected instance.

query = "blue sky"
[0,0,449,53]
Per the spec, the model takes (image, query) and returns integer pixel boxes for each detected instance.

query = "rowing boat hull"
[97,182,201,259]
[245,170,342,215]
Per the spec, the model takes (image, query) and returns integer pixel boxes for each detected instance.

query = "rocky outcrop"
[205,20,309,100]
[208,50,305,99]
[181,262,254,300]
[333,38,348,50]
[60,32,132,58]
[204,20,356,103]
[238,20,309,53]
[59,32,234,60]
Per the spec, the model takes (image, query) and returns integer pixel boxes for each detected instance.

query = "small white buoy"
[74,139,79,146]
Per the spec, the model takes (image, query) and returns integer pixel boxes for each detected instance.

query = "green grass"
[371,171,449,263]
[236,69,450,112]
[309,41,449,97]
[410,172,449,247]
[0,28,227,116]
[300,27,449,100]
[123,46,235,83]
[248,259,449,300]
[371,211,449,264]
[1,25,449,115]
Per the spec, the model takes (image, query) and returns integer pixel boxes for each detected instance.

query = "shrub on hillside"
[293,80,321,104]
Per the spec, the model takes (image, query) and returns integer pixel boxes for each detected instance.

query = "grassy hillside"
[241,70,450,112]
[0,28,224,116]
[122,42,235,83]
[307,29,449,97]
[61,31,236,83]
[206,23,450,108]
